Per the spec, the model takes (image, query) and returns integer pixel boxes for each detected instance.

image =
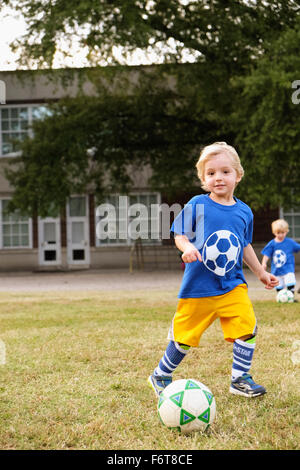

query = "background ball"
[276,288,294,303]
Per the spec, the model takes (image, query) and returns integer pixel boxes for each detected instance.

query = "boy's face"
[203,153,241,200]
[274,230,288,242]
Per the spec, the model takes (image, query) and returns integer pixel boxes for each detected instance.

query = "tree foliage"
[232,16,300,210]
[3,1,300,214]
[6,0,299,70]
[5,67,222,216]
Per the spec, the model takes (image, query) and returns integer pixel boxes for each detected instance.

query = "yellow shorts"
[168,284,256,347]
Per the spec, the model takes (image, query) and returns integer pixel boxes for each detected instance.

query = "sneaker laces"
[157,376,172,386]
[242,374,262,389]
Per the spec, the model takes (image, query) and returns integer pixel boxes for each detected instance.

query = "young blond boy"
[148,142,278,398]
[262,219,300,300]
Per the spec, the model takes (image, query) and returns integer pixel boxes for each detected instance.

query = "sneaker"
[229,373,266,397]
[148,374,172,397]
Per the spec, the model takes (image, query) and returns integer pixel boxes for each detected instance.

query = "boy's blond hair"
[271,219,289,234]
[195,142,244,191]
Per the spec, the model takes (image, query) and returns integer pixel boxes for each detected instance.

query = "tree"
[3,1,300,213]
[231,16,300,210]
[6,0,299,71]
[5,66,221,217]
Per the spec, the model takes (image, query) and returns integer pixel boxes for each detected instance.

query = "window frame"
[0,199,33,249]
[95,192,162,247]
[280,207,300,241]
[0,104,49,157]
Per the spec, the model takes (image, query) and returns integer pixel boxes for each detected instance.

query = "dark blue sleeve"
[261,240,274,257]
[171,200,196,239]
[292,239,300,253]
[171,197,205,247]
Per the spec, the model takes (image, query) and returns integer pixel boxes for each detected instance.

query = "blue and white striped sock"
[154,341,189,377]
[231,338,256,381]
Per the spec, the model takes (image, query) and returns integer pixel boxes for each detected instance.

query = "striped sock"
[231,337,256,381]
[154,341,189,377]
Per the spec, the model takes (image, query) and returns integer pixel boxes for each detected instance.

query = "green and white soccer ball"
[158,379,216,434]
[276,288,294,303]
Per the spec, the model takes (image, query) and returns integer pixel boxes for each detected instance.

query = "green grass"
[0,289,299,450]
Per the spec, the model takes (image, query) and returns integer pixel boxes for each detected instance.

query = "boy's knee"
[237,326,257,342]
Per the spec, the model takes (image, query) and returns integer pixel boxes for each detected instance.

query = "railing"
[129,238,144,273]
[129,239,180,273]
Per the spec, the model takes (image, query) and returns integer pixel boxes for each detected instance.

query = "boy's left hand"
[259,270,279,290]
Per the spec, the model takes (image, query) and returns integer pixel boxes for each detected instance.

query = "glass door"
[66,196,90,266]
[38,217,61,266]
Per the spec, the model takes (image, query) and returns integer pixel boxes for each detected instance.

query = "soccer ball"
[158,379,216,434]
[273,250,286,268]
[276,288,294,303]
[202,230,240,276]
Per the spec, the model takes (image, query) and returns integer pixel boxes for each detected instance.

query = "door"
[66,196,90,266]
[38,217,61,266]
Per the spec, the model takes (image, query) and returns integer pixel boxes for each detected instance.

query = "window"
[69,196,87,217]
[281,207,300,241]
[95,193,161,246]
[0,200,32,248]
[0,105,49,156]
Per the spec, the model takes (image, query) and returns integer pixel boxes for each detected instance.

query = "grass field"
[0,288,299,450]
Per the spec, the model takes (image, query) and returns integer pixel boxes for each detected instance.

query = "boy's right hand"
[182,247,202,263]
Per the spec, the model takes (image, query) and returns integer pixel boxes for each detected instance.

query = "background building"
[0,69,299,272]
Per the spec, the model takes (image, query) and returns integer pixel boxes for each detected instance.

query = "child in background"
[261,219,300,301]
[148,142,278,398]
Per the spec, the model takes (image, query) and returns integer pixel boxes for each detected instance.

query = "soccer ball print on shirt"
[202,230,241,276]
[272,250,287,269]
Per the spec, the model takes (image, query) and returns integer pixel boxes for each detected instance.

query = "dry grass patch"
[0,290,299,449]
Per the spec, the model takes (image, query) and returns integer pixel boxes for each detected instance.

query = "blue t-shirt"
[171,194,253,298]
[261,237,300,276]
